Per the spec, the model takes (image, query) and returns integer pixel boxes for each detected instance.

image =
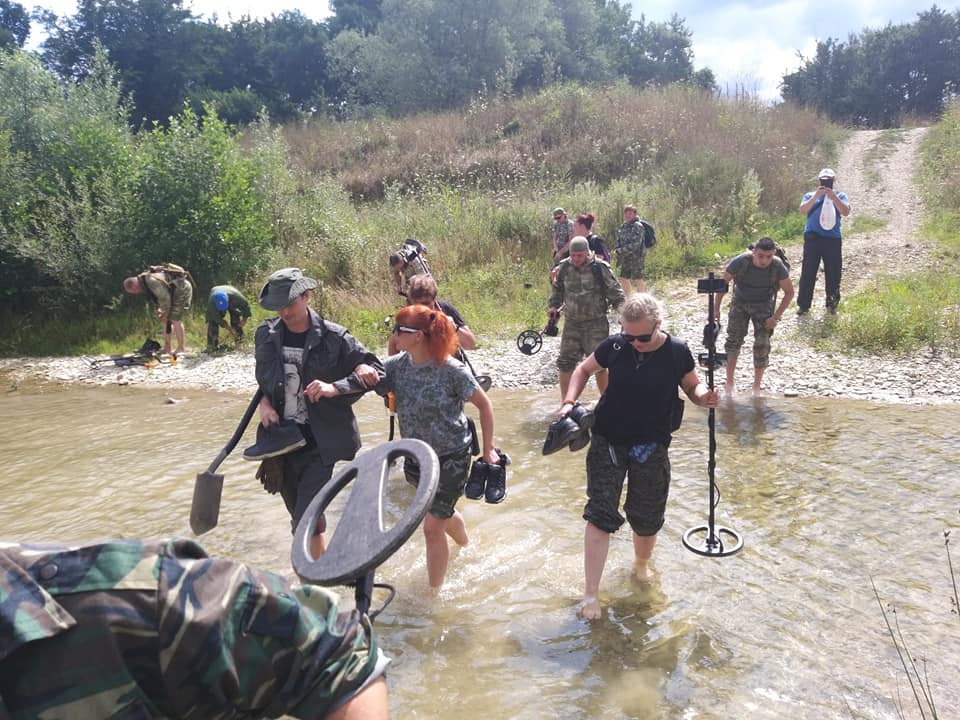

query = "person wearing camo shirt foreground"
[0,538,388,719]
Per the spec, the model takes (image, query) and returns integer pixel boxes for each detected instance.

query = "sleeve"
[440,301,466,328]
[593,336,615,368]
[548,268,564,309]
[451,360,479,401]
[331,332,386,395]
[238,295,252,319]
[605,265,626,308]
[372,357,397,396]
[156,546,380,720]
[253,323,276,396]
[725,255,743,278]
[674,338,696,382]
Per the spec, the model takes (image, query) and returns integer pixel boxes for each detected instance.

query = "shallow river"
[1,380,958,719]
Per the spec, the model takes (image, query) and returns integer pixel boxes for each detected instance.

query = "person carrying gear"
[123,263,195,357]
[389,238,431,296]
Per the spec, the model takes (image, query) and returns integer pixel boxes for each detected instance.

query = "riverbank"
[3,128,958,405]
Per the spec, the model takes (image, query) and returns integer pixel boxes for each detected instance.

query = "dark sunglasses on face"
[620,326,656,343]
[393,324,419,335]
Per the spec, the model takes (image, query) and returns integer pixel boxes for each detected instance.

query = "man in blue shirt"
[797,168,851,315]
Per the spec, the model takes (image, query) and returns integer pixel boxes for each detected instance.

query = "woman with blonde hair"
[377,304,499,592]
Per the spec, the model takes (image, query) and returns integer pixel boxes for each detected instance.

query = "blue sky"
[35,1,941,100]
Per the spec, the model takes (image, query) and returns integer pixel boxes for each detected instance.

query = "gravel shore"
[4,128,957,405]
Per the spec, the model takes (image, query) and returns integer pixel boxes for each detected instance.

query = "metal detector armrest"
[698,352,728,369]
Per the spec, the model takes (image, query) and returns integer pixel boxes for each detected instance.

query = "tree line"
[0,0,712,126]
[781,5,960,127]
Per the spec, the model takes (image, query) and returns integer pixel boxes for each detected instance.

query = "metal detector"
[293,439,438,616]
[682,272,744,558]
[516,310,560,356]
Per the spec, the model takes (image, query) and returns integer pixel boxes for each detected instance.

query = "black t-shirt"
[593,333,695,447]
[437,300,466,329]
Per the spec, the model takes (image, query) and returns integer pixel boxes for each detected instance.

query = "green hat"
[259,268,319,310]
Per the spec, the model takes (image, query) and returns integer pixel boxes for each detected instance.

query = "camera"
[543,314,559,337]
[819,178,834,189]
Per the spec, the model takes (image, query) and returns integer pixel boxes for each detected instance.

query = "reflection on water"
[1,378,958,719]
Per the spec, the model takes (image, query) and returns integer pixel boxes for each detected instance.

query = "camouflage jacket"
[553,218,574,250]
[548,257,625,322]
[0,538,379,719]
[617,218,646,250]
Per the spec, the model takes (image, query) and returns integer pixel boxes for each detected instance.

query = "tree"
[327,0,383,36]
[40,0,197,124]
[0,0,29,51]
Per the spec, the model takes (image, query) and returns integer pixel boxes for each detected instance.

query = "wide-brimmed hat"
[259,268,319,310]
[818,168,836,179]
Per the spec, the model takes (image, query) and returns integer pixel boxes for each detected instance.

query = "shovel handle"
[206,389,263,474]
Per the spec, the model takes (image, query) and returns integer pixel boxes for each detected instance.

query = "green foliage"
[782,6,960,127]
[833,274,960,354]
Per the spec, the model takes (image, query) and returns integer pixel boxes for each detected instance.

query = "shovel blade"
[190,471,224,535]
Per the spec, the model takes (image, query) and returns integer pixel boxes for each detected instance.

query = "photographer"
[797,168,851,315]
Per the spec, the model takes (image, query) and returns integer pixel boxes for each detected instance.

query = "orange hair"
[395,304,458,364]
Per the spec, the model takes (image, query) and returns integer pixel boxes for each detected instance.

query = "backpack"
[641,220,656,248]
[733,246,790,289]
[605,334,687,432]
[148,262,189,279]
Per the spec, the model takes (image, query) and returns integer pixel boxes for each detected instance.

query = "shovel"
[459,349,492,392]
[190,388,263,535]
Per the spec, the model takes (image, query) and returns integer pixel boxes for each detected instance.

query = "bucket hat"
[259,268,319,310]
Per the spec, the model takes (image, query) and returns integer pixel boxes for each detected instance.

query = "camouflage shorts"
[724,295,775,369]
[167,278,193,321]
[557,317,611,372]
[584,433,671,536]
[404,445,472,519]
[616,244,646,279]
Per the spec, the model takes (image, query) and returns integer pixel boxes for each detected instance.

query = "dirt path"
[5,129,958,404]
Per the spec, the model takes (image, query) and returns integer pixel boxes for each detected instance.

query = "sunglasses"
[392,324,419,335]
[620,326,656,343]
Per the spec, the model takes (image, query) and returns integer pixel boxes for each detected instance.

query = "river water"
[1,380,958,719]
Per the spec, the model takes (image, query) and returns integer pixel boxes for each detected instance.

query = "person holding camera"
[797,168,851,315]
[548,236,625,401]
[713,237,795,396]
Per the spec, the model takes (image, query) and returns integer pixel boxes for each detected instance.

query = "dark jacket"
[254,309,385,464]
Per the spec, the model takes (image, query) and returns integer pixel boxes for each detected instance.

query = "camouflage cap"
[569,236,589,253]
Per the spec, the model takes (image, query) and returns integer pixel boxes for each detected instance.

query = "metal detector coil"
[683,271,743,559]
[516,329,543,355]
[292,439,439,586]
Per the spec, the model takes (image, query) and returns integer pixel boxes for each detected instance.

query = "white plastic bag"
[819,198,837,229]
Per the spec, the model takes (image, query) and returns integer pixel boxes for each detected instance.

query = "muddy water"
[1,381,958,719]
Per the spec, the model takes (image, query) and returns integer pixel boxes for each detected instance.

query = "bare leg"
[310,532,326,559]
[595,368,609,394]
[581,521,611,620]
[632,532,658,582]
[444,509,469,547]
[559,369,573,402]
[753,366,766,395]
[619,278,632,295]
[162,323,173,354]
[172,320,186,355]
[423,514,452,590]
[724,352,738,395]
[635,278,646,293]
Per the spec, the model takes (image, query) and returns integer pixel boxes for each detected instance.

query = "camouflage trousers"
[557,317,610,372]
[616,243,646,279]
[724,295,775,369]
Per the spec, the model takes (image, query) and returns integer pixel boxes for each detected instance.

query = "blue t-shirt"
[802,191,849,238]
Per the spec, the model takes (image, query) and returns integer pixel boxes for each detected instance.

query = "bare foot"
[633,560,659,584]
[578,595,602,620]
[751,386,765,397]
[724,382,735,397]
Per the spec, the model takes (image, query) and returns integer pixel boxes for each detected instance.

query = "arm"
[327,676,388,720]
[713,271,733,319]
[468,388,499,464]
[765,277,795,330]
[680,369,719,408]
[606,267,626,310]
[456,324,477,350]
[827,189,851,216]
[799,187,826,215]
[547,270,564,314]
[559,353,603,415]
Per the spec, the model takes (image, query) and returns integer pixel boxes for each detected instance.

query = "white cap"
[818,168,836,179]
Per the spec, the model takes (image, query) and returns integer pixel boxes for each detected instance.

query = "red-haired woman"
[380,304,499,592]
[573,212,611,263]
